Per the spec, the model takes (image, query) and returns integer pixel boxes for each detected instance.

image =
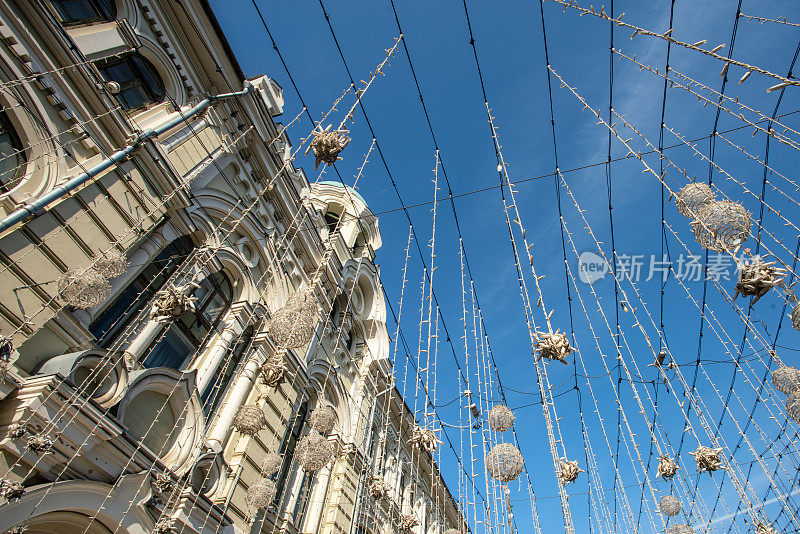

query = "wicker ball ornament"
[295,431,334,471]
[668,525,694,534]
[261,452,283,476]
[309,406,336,434]
[246,478,277,509]
[534,330,573,365]
[305,125,351,170]
[676,182,716,217]
[94,249,128,278]
[558,458,584,484]
[233,405,267,436]
[786,393,800,423]
[485,443,524,482]
[268,289,318,349]
[755,520,778,534]
[488,405,515,432]
[58,268,110,309]
[734,257,786,305]
[689,445,724,474]
[659,495,682,517]
[772,367,800,395]
[690,200,752,253]
[149,284,197,324]
[656,454,679,479]
[792,304,800,332]
[444,530,460,534]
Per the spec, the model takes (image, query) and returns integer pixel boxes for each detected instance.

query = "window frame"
[97,54,166,111]
[50,0,117,25]
[0,110,27,194]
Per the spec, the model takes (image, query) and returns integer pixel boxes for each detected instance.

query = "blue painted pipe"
[0,83,253,234]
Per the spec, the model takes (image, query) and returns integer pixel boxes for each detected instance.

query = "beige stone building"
[0,2,464,534]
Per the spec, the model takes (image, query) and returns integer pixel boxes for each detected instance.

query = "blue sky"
[211,0,800,532]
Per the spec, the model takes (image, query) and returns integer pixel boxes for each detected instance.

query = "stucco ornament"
[754,520,778,534]
[488,405,515,432]
[659,495,682,517]
[0,334,12,371]
[408,425,440,453]
[734,256,786,304]
[485,443,524,482]
[94,248,128,278]
[305,124,351,169]
[656,454,679,479]
[397,514,419,532]
[369,475,390,500]
[668,525,694,534]
[268,289,318,349]
[690,200,752,253]
[246,477,277,510]
[233,405,267,436]
[7,423,26,439]
[786,393,800,423]
[557,458,584,484]
[309,405,336,435]
[534,330,573,364]
[675,182,715,217]
[261,452,283,476]
[58,267,110,309]
[152,518,176,534]
[689,445,724,474]
[149,283,198,324]
[261,353,287,387]
[295,430,334,471]
[772,366,800,395]
[0,479,25,502]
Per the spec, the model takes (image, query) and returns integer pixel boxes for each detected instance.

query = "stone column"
[123,320,163,362]
[303,463,332,534]
[205,334,269,450]
[195,320,240,394]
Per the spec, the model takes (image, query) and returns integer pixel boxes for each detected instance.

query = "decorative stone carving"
[246,478,277,509]
[26,434,53,453]
[149,283,197,324]
[58,268,110,309]
[557,458,584,484]
[689,445,724,474]
[734,256,786,304]
[485,443,524,482]
[534,330,572,364]
[0,479,25,502]
[369,475,390,500]
[675,182,715,217]
[488,405,515,432]
[772,366,800,395]
[295,430,334,471]
[659,495,681,517]
[408,425,440,453]
[309,405,336,435]
[233,405,267,436]
[94,249,128,278]
[305,125,351,170]
[690,200,751,253]
[397,514,419,532]
[267,289,318,349]
[656,454,679,479]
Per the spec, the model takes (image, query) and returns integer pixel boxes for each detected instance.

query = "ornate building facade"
[0,2,463,534]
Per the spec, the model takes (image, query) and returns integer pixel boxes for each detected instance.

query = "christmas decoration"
[305,125,351,169]
[26,434,53,453]
[261,452,283,476]
[690,200,751,253]
[488,405,515,432]
[676,182,715,217]
[786,393,800,423]
[268,289,318,349]
[772,366,800,395]
[309,405,336,435]
[149,283,197,324]
[656,454,679,479]
[58,268,110,309]
[369,475,390,500]
[295,431,334,471]
[397,514,419,532]
[667,525,694,534]
[689,445,724,474]
[232,405,267,436]
[408,425,440,453]
[557,458,584,484]
[246,478,277,509]
[534,330,573,364]
[485,443,524,482]
[734,256,786,304]
[261,354,287,387]
[94,249,128,278]
[659,495,682,517]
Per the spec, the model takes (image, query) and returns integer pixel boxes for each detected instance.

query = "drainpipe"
[0,83,254,234]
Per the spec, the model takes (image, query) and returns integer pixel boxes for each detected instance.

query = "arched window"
[90,236,195,346]
[323,211,341,234]
[201,325,254,418]
[98,54,165,110]
[0,111,26,193]
[50,0,116,24]
[143,270,233,370]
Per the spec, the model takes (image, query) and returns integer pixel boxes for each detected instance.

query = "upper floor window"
[0,111,26,193]
[324,211,341,235]
[51,0,116,24]
[98,54,165,110]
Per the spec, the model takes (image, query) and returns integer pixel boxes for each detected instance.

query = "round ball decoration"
[444,530,460,534]
[261,452,283,476]
[246,477,277,510]
[94,249,128,278]
[656,454,679,480]
[659,495,682,517]
[295,430,334,471]
[667,525,694,534]
[268,289,318,349]
[792,304,800,332]
[690,200,752,253]
[772,366,800,395]
[309,406,336,435]
[233,405,267,436]
[58,268,110,309]
[485,443,524,482]
[675,182,715,218]
[306,125,351,170]
[488,405,515,432]
[786,393,800,423]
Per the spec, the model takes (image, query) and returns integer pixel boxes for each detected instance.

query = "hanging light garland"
[534,330,573,364]
[772,366,800,395]
[488,405,515,432]
[149,283,198,324]
[246,477,277,510]
[659,495,682,517]
[94,249,128,278]
[267,288,318,349]
[557,458,584,484]
[232,405,267,436]
[689,200,752,253]
[689,445,724,474]
[733,256,786,304]
[305,125,351,170]
[308,405,336,435]
[58,268,110,309]
[485,443,524,482]
[295,430,334,471]
[675,182,715,218]
[656,454,679,479]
